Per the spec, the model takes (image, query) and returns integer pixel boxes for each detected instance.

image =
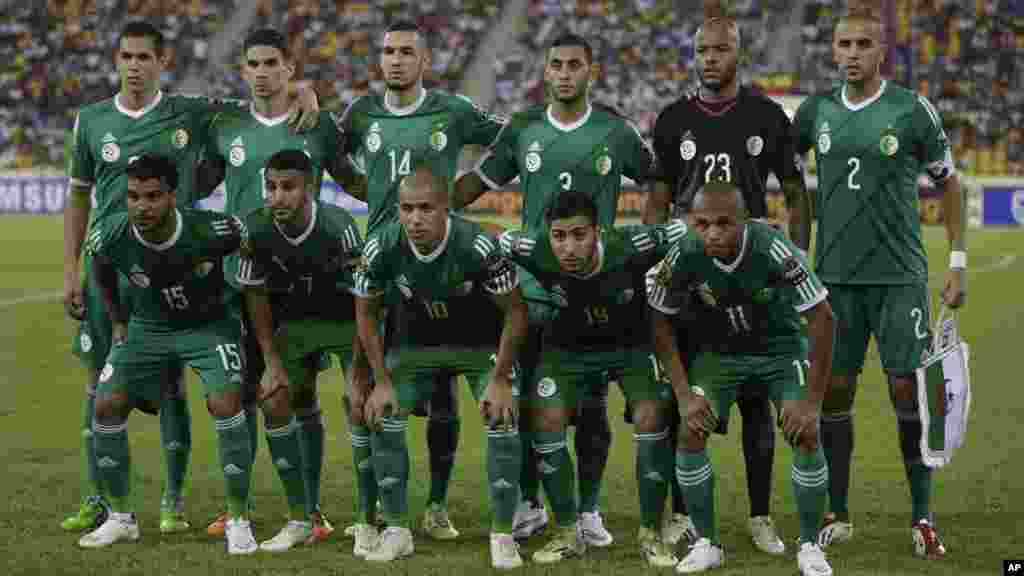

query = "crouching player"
[648,181,835,575]
[498,190,686,567]
[234,150,365,550]
[79,154,257,554]
[353,167,528,568]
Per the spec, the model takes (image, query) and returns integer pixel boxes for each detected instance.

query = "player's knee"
[798,427,820,452]
[532,408,569,434]
[888,373,917,405]
[630,400,663,434]
[822,374,858,415]
[681,428,708,452]
[94,393,130,424]
[207,392,243,419]
[262,388,293,428]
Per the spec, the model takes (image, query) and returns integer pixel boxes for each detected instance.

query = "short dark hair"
[545,189,597,225]
[119,20,164,55]
[126,153,178,192]
[385,20,426,48]
[265,149,313,175]
[244,28,290,59]
[548,33,593,64]
[692,180,746,215]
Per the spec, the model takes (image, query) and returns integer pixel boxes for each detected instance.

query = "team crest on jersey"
[817,122,831,155]
[80,332,93,353]
[692,281,717,308]
[549,284,568,307]
[366,122,382,153]
[595,153,612,176]
[395,274,413,299]
[173,128,190,149]
[229,137,245,167]
[747,135,764,157]
[101,132,121,162]
[680,131,696,161]
[537,377,557,398]
[430,130,448,152]
[129,265,150,288]
[194,260,215,278]
[525,141,543,173]
[880,128,899,157]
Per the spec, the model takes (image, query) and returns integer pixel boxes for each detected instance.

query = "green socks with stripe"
[372,417,410,527]
[792,447,829,543]
[676,449,718,544]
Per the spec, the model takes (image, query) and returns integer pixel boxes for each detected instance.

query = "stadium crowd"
[1,0,1021,176]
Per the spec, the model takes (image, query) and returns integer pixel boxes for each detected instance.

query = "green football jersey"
[86,209,244,328]
[499,220,686,351]
[647,221,827,356]
[69,91,243,225]
[206,108,345,218]
[476,103,657,233]
[338,89,505,233]
[355,215,518,348]
[236,202,363,323]
[793,81,955,285]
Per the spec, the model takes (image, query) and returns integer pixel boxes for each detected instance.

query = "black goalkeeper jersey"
[652,86,801,218]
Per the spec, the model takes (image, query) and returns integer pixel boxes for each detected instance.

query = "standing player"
[63,20,315,535]
[453,33,660,546]
[643,2,812,552]
[200,27,364,541]
[648,181,835,575]
[79,154,256,554]
[353,168,528,568]
[792,1,966,557]
[336,21,507,541]
[235,150,366,551]
[498,191,685,566]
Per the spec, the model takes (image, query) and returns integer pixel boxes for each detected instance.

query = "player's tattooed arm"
[781,176,811,251]
[643,180,673,225]
[452,169,488,210]
[63,183,92,320]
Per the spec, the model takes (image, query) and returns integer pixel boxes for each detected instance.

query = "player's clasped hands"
[684,388,718,437]
[782,399,821,447]
[481,376,518,430]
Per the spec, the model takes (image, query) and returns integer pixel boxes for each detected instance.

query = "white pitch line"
[973,253,1017,274]
[0,290,62,309]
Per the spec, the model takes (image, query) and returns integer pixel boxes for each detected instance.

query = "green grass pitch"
[1,215,1020,575]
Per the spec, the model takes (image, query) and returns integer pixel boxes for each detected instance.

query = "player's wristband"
[949,250,967,270]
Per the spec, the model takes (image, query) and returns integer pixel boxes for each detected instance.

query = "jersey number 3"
[703,153,732,183]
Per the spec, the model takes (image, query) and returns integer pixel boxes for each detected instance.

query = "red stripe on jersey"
[691,94,739,118]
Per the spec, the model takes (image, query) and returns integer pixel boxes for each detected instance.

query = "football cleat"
[663,513,697,545]
[532,524,585,564]
[78,513,139,548]
[259,520,312,552]
[490,532,524,569]
[676,538,724,573]
[61,496,109,532]
[817,513,854,548]
[305,510,334,545]
[364,526,414,562]
[353,524,379,558]
[911,519,947,558]
[749,516,785,555]
[225,518,258,555]
[797,542,833,576]
[512,500,549,540]
[422,503,459,540]
[579,511,613,547]
[639,526,679,568]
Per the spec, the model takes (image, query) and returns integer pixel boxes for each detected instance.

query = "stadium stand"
[1,0,1020,176]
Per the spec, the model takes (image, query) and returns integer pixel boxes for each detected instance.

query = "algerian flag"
[916,306,971,469]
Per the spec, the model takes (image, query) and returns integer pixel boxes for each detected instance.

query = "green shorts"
[98,317,244,406]
[688,350,810,435]
[276,318,356,390]
[531,348,671,410]
[826,283,932,375]
[71,252,133,372]
[386,347,519,413]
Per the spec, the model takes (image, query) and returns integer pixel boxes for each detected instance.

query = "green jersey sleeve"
[353,229,391,298]
[235,213,268,287]
[911,95,956,182]
[471,231,519,295]
[646,241,690,315]
[765,231,828,313]
[619,219,688,260]
[69,111,96,187]
[199,212,246,257]
[475,117,521,189]
[335,98,368,175]
[453,93,506,147]
[618,119,658,185]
